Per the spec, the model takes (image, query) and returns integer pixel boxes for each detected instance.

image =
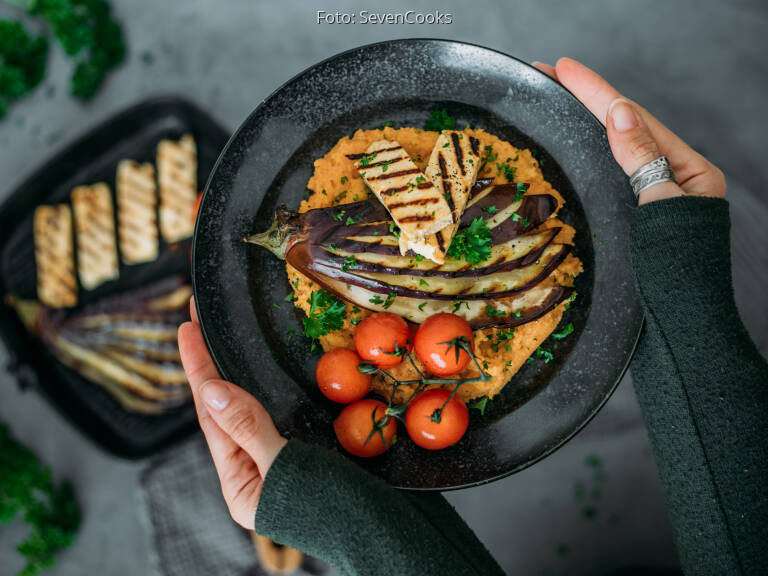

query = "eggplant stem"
[243,205,300,260]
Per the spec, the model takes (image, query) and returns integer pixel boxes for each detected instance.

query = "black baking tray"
[0,97,230,458]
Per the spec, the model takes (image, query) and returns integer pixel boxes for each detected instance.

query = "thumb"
[199,379,286,474]
[606,98,683,204]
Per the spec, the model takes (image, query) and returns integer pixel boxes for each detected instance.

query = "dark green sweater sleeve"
[629,197,768,575]
[254,440,504,576]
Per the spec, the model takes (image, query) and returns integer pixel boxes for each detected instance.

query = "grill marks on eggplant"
[318,228,560,278]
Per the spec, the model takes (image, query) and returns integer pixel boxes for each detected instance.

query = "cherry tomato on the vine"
[405,388,469,450]
[353,312,411,368]
[414,313,474,377]
[315,348,370,404]
[334,399,396,457]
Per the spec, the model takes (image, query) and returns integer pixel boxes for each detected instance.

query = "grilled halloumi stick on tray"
[157,133,197,243]
[71,183,120,290]
[351,139,454,259]
[117,160,159,264]
[34,204,78,308]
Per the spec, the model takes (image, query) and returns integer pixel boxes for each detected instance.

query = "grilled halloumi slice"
[117,160,159,264]
[34,204,78,308]
[157,133,197,243]
[71,183,120,290]
[353,140,454,241]
[416,131,482,262]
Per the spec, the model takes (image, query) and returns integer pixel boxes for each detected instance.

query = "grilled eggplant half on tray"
[247,181,573,329]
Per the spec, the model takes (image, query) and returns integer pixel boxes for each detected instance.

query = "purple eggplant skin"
[460,183,529,224]
[291,238,571,301]
[317,227,560,278]
[490,195,558,244]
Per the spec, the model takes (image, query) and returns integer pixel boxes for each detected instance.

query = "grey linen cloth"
[138,433,331,576]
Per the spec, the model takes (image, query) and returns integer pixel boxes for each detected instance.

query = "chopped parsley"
[333,190,347,204]
[302,290,347,340]
[350,315,362,326]
[485,305,506,317]
[284,292,297,303]
[468,397,489,415]
[452,301,469,313]
[368,295,384,305]
[332,209,346,222]
[345,215,362,226]
[415,175,426,184]
[564,292,577,310]
[340,176,348,184]
[482,205,498,215]
[383,292,397,309]
[389,222,401,239]
[424,109,456,132]
[497,158,517,181]
[447,217,492,265]
[342,255,357,272]
[419,279,429,287]
[511,308,523,319]
[514,182,527,201]
[522,217,530,227]
[510,213,521,222]
[418,301,428,311]
[535,346,554,363]
[552,322,574,340]
[492,328,515,352]
[377,121,394,130]
[479,145,498,172]
[360,153,377,167]
[380,160,393,172]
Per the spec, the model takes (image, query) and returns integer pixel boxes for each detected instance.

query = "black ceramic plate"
[194,40,643,490]
[0,97,229,458]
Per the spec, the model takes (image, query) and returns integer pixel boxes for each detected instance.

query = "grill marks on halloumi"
[71,183,120,290]
[34,205,78,308]
[350,140,454,240]
[157,134,197,243]
[117,160,159,264]
[423,130,481,260]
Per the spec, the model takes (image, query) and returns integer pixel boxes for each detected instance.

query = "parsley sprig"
[447,217,493,265]
[302,289,347,342]
[423,109,456,132]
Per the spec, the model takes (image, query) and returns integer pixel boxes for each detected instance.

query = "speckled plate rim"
[193,38,644,490]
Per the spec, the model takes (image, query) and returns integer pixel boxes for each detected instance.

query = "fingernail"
[609,99,638,132]
[201,380,230,411]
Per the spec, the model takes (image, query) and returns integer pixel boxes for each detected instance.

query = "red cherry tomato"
[334,399,396,457]
[405,388,469,450]
[353,312,411,368]
[316,348,371,404]
[414,313,474,377]
[193,191,203,222]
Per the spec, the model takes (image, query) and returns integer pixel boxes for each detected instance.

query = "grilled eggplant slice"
[299,243,569,300]
[318,276,572,328]
[318,228,559,278]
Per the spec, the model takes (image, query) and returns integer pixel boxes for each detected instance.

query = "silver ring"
[629,156,675,197]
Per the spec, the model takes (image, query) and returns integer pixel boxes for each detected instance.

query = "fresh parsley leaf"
[424,109,456,132]
[383,292,397,309]
[350,315,362,326]
[497,158,517,181]
[345,215,361,226]
[342,255,357,272]
[333,190,347,204]
[340,176,348,184]
[418,301,428,311]
[452,301,468,313]
[482,205,498,215]
[479,145,497,172]
[514,182,527,201]
[419,279,429,287]
[369,295,384,305]
[360,153,377,167]
[332,209,346,222]
[485,305,506,317]
[303,289,347,339]
[535,346,554,363]
[468,397,489,415]
[552,322,574,340]
[389,222,401,239]
[447,217,492,265]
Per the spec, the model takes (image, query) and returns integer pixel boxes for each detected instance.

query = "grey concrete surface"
[1,1,766,575]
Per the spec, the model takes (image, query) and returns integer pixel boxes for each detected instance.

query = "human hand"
[178,298,287,529]
[532,58,726,205]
